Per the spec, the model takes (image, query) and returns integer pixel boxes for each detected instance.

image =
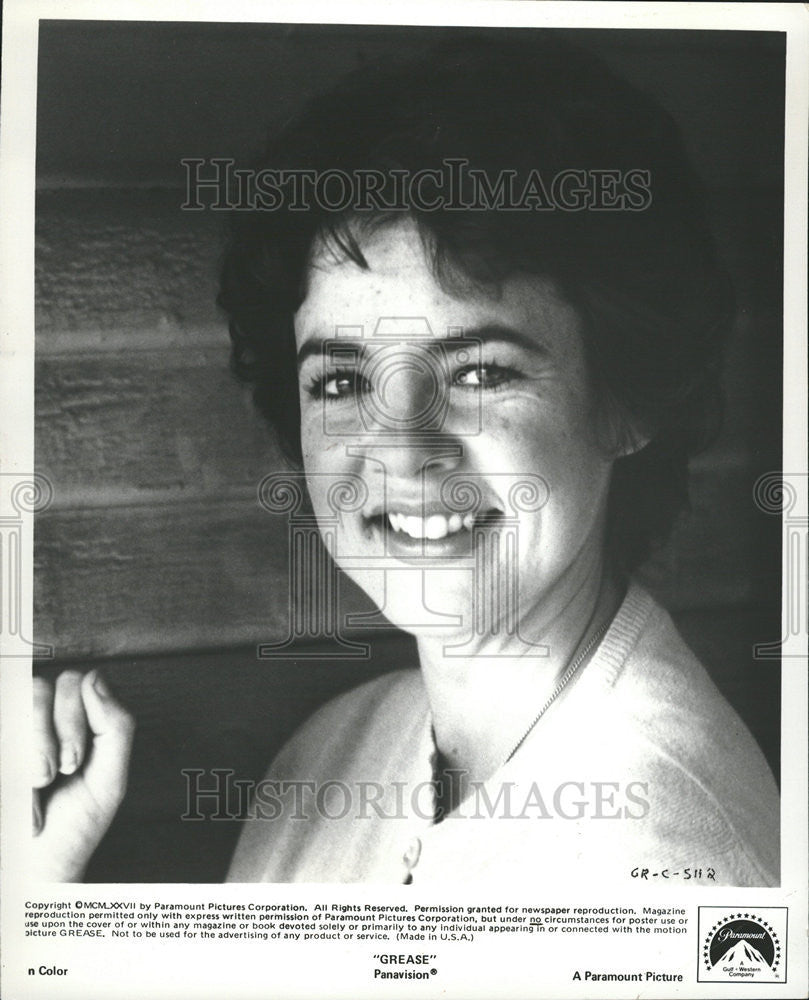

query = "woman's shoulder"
[306,667,426,732]
[598,581,759,724]
[265,667,427,780]
[228,668,429,883]
[588,580,780,884]
[601,582,776,787]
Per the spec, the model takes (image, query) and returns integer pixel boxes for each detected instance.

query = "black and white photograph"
[1,2,807,998]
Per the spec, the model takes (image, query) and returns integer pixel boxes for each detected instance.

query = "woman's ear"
[616,421,652,458]
[597,394,651,458]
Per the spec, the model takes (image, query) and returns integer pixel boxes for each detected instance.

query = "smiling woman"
[219,34,778,884]
[32,31,780,886]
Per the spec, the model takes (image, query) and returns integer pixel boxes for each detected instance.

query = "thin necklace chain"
[503,616,611,765]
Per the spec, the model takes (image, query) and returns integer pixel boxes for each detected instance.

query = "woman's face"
[294,219,617,641]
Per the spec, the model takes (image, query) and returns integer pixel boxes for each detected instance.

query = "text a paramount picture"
[1,2,807,999]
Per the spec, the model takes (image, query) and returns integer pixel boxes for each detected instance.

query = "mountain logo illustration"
[716,940,769,967]
[703,915,780,976]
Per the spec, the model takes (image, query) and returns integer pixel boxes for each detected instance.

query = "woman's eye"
[454,363,516,390]
[307,361,517,400]
[324,374,355,398]
[307,370,369,401]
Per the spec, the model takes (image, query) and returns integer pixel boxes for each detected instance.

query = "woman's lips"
[387,511,474,539]
[363,508,504,558]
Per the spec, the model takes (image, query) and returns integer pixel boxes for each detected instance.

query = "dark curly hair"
[218,32,731,571]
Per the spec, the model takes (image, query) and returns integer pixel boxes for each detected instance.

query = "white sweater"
[227,582,779,886]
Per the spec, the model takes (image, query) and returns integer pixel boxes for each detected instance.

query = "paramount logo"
[698,908,787,985]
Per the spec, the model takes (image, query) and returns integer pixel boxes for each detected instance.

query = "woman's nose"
[355,435,463,482]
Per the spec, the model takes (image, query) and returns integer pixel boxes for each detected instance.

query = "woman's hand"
[32,670,135,881]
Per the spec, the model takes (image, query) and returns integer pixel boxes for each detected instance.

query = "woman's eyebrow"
[465,324,551,358]
[296,324,549,367]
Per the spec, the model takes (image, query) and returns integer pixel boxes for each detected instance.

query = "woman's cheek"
[299,411,327,471]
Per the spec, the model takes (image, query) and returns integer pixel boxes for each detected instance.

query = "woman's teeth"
[387,512,476,539]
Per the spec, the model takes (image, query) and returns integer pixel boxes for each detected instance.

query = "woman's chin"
[368,585,484,641]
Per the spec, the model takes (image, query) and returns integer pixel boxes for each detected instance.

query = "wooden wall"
[33,23,784,881]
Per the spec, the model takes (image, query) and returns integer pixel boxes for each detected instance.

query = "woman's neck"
[416,557,624,788]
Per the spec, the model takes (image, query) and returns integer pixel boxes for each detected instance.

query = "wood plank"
[37,189,224,346]
[34,498,378,659]
[36,24,783,192]
[36,352,280,507]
